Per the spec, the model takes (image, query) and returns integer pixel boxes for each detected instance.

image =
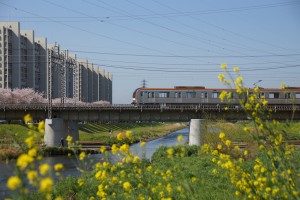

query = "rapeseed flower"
[7,176,22,190]
[39,163,50,175]
[123,181,132,191]
[17,154,34,170]
[54,163,64,171]
[39,177,53,193]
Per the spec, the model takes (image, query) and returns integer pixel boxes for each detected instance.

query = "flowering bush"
[207,64,300,199]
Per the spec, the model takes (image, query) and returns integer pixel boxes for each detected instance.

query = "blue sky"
[1,0,300,104]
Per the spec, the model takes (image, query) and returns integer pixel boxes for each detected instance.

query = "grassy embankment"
[0,122,187,160]
[25,121,300,199]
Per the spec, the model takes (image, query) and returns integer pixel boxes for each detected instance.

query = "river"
[0,127,189,198]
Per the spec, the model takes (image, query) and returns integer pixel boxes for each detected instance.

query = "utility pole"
[47,50,52,119]
[142,79,147,88]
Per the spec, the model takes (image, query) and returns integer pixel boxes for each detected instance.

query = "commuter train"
[132,86,300,106]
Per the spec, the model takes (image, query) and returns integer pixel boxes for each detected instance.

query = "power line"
[69,50,300,58]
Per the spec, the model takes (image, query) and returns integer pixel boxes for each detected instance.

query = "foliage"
[205,64,300,199]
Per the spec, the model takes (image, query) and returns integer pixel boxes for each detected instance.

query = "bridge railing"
[0,103,299,111]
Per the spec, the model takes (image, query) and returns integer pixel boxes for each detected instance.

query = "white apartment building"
[0,22,112,103]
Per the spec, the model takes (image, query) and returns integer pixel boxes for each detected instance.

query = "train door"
[175,92,182,103]
[201,92,208,103]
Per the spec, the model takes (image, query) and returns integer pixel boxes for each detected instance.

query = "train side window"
[212,92,218,98]
[187,92,196,98]
[159,92,169,98]
[269,92,279,99]
[285,93,291,99]
[296,93,300,98]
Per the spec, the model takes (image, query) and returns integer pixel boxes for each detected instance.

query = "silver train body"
[132,86,300,106]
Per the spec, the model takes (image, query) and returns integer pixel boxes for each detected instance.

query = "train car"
[132,86,300,107]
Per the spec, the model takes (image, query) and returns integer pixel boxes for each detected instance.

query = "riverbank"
[0,122,187,160]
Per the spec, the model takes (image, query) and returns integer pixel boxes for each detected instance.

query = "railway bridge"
[0,104,299,122]
[1,104,298,147]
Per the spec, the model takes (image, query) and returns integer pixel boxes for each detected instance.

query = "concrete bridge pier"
[44,118,79,147]
[189,119,205,146]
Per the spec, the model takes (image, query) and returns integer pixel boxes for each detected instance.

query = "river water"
[0,127,189,198]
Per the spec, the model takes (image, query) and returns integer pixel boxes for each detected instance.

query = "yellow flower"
[125,131,132,138]
[221,63,227,70]
[235,76,243,85]
[217,144,222,150]
[191,177,197,182]
[233,67,239,72]
[39,164,50,175]
[55,197,64,200]
[219,132,225,139]
[133,156,140,163]
[262,100,268,106]
[25,137,34,148]
[79,152,86,161]
[219,91,227,102]
[27,170,38,184]
[28,148,37,157]
[244,150,248,156]
[117,133,123,141]
[66,135,73,144]
[218,74,225,82]
[38,121,45,134]
[7,176,22,190]
[280,82,286,89]
[100,146,107,153]
[212,169,218,174]
[39,177,53,193]
[17,154,34,170]
[111,144,118,154]
[177,135,183,142]
[123,181,132,191]
[140,141,146,147]
[166,183,172,194]
[54,163,64,171]
[225,140,231,147]
[254,86,259,93]
[24,114,33,124]
[78,178,84,187]
[119,144,129,154]
[167,148,174,156]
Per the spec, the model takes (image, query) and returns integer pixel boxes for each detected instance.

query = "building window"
[296,93,300,99]
[212,92,219,98]
[269,92,279,99]
[159,92,169,98]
